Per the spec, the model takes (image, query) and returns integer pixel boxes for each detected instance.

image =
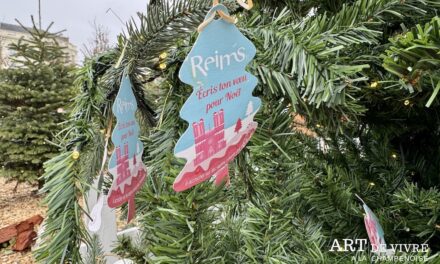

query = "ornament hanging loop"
[198,0,254,32]
[212,0,253,20]
[198,4,235,32]
[236,0,253,10]
[214,0,253,10]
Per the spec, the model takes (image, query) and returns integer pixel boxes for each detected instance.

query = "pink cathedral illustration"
[108,140,146,222]
[193,109,227,165]
[115,142,139,185]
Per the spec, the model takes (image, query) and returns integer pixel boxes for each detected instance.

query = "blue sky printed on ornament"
[108,76,143,169]
[175,9,261,154]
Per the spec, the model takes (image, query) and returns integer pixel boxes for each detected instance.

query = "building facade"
[193,109,227,165]
[0,22,77,68]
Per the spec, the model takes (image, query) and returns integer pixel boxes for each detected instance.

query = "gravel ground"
[0,177,131,263]
[0,178,46,264]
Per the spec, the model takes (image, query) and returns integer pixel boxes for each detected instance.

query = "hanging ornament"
[173,3,260,192]
[107,75,147,222]
[364,203,386,253]
[356,195,388,255]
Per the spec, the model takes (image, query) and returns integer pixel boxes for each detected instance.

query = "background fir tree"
[36,0,440,263]
[0,19,76,186]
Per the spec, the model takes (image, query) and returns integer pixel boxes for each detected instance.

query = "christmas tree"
[0,19,76,186]
[36,0,440,263]
[235,118,242,133]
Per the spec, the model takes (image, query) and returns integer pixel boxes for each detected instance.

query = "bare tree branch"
[81,19,111,59]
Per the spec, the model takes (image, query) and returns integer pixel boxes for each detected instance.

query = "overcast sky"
[1,0,149,62]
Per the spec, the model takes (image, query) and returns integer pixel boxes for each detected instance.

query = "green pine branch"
[34,152,90,264]
[382,16,440,107]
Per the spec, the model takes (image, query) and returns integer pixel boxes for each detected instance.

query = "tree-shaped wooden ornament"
[173,4,261,192]
[107,76,147,222]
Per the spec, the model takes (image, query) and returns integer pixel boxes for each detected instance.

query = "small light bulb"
[391,153,398,159]
[370,82,379,88]
[159,52,168,60]
[369,182,375,187]
[72,150,80,160]
[404,100,410,106]
[159,63,167,70]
